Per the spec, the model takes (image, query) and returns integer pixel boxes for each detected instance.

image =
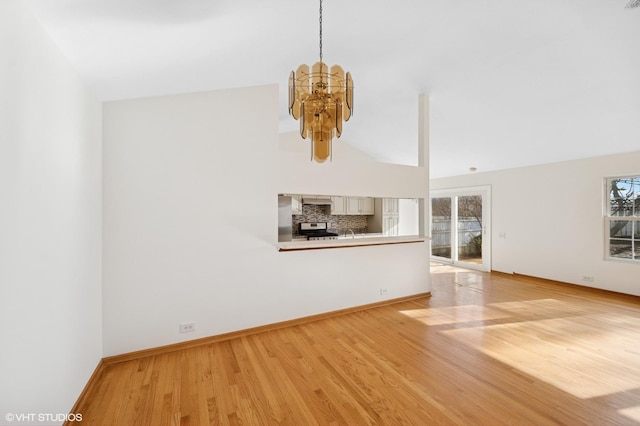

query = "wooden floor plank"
[73,264,640,425]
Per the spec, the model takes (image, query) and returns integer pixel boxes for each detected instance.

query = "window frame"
[604,175,640,263]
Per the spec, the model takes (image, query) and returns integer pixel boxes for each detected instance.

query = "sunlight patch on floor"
[488,298,600,318]
[430,263,488,290]
[619,406,640,423]
[453,271,486,287]
[429,262,469,274]
[399,305,510,326]
[442,313,640,399]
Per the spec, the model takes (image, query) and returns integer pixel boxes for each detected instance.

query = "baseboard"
[67,293,430,416]
[64,359,105,426]
[491,270,640,302]
[102,292,431,365]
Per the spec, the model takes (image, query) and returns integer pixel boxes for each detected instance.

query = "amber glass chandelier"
[288,0,354,163]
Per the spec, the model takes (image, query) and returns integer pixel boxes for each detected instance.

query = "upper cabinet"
[331,196,346,215]
[361,197,374,215]
[347,197,374,215]
[382,198,400,236]
[383,198,399,215]
[290,194,374,216]
[291,194,303,215]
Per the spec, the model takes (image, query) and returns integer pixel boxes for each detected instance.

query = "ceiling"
[24,0,640,178]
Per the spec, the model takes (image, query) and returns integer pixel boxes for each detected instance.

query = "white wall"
[278,131,428,198]
[0,0,102,420]
[103,86,430,356]
[431,151,640,296]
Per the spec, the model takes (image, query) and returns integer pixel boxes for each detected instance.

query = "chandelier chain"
[319,0,323,62]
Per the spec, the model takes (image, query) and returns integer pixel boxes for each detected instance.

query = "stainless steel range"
[298,222,339,240]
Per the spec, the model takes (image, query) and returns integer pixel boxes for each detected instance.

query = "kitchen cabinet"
[288,194,372,216]
[361,197,374,214]
[383,198,399,215]
[383,215,400,236]
[291,194,303,215]
[346,197,359,214]
[331,196,346,215]
[382,198,399,236]
[347,197,374,215]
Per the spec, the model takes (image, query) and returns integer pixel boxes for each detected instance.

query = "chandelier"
[288,0,354,163]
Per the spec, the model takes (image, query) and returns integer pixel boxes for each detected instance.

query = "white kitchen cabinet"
[382,198,399,235]
[383,215,400,236]
[347,197,374,215]
[291,194,302,215]
[346,197,360,215]
[331,196,346,215]
[383,198,399,215]
[361,197,374,215]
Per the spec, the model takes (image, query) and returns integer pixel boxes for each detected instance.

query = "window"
[605,176,640,262]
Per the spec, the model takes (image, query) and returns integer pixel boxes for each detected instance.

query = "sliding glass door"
[430,186,491,271]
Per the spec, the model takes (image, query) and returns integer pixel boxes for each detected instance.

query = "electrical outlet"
[582,275,594,283]
[379,288,388,295]
[179,322,196,333]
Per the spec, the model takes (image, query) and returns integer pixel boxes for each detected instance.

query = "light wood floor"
[75,265,640,425]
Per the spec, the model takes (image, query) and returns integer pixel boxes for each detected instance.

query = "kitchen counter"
[278,235,427,251]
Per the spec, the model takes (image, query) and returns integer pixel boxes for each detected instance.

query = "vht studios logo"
[5,412,83,422]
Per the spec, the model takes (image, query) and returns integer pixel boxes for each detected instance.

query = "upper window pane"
[609,177,640,217]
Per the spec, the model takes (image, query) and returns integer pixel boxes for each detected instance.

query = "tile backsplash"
[292,204,368,235]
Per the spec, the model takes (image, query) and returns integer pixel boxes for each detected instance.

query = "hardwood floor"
[74,265,640,425]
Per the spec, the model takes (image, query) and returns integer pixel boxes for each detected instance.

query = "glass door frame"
[430,185,491,272]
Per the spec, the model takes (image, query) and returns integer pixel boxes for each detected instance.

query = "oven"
[298,222,339,240]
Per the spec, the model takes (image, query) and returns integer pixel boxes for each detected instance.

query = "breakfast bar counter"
[278,235,427,251]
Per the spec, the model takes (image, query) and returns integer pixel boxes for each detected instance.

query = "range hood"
[302,196,332,205]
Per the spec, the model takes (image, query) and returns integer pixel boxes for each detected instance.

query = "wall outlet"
[179,322,196,333]
[582,275,594,283]
[379,288,388,295]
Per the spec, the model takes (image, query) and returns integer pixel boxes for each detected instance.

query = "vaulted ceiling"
[25,0,640,177]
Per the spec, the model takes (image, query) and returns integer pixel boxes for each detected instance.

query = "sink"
[337,233,383,239]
